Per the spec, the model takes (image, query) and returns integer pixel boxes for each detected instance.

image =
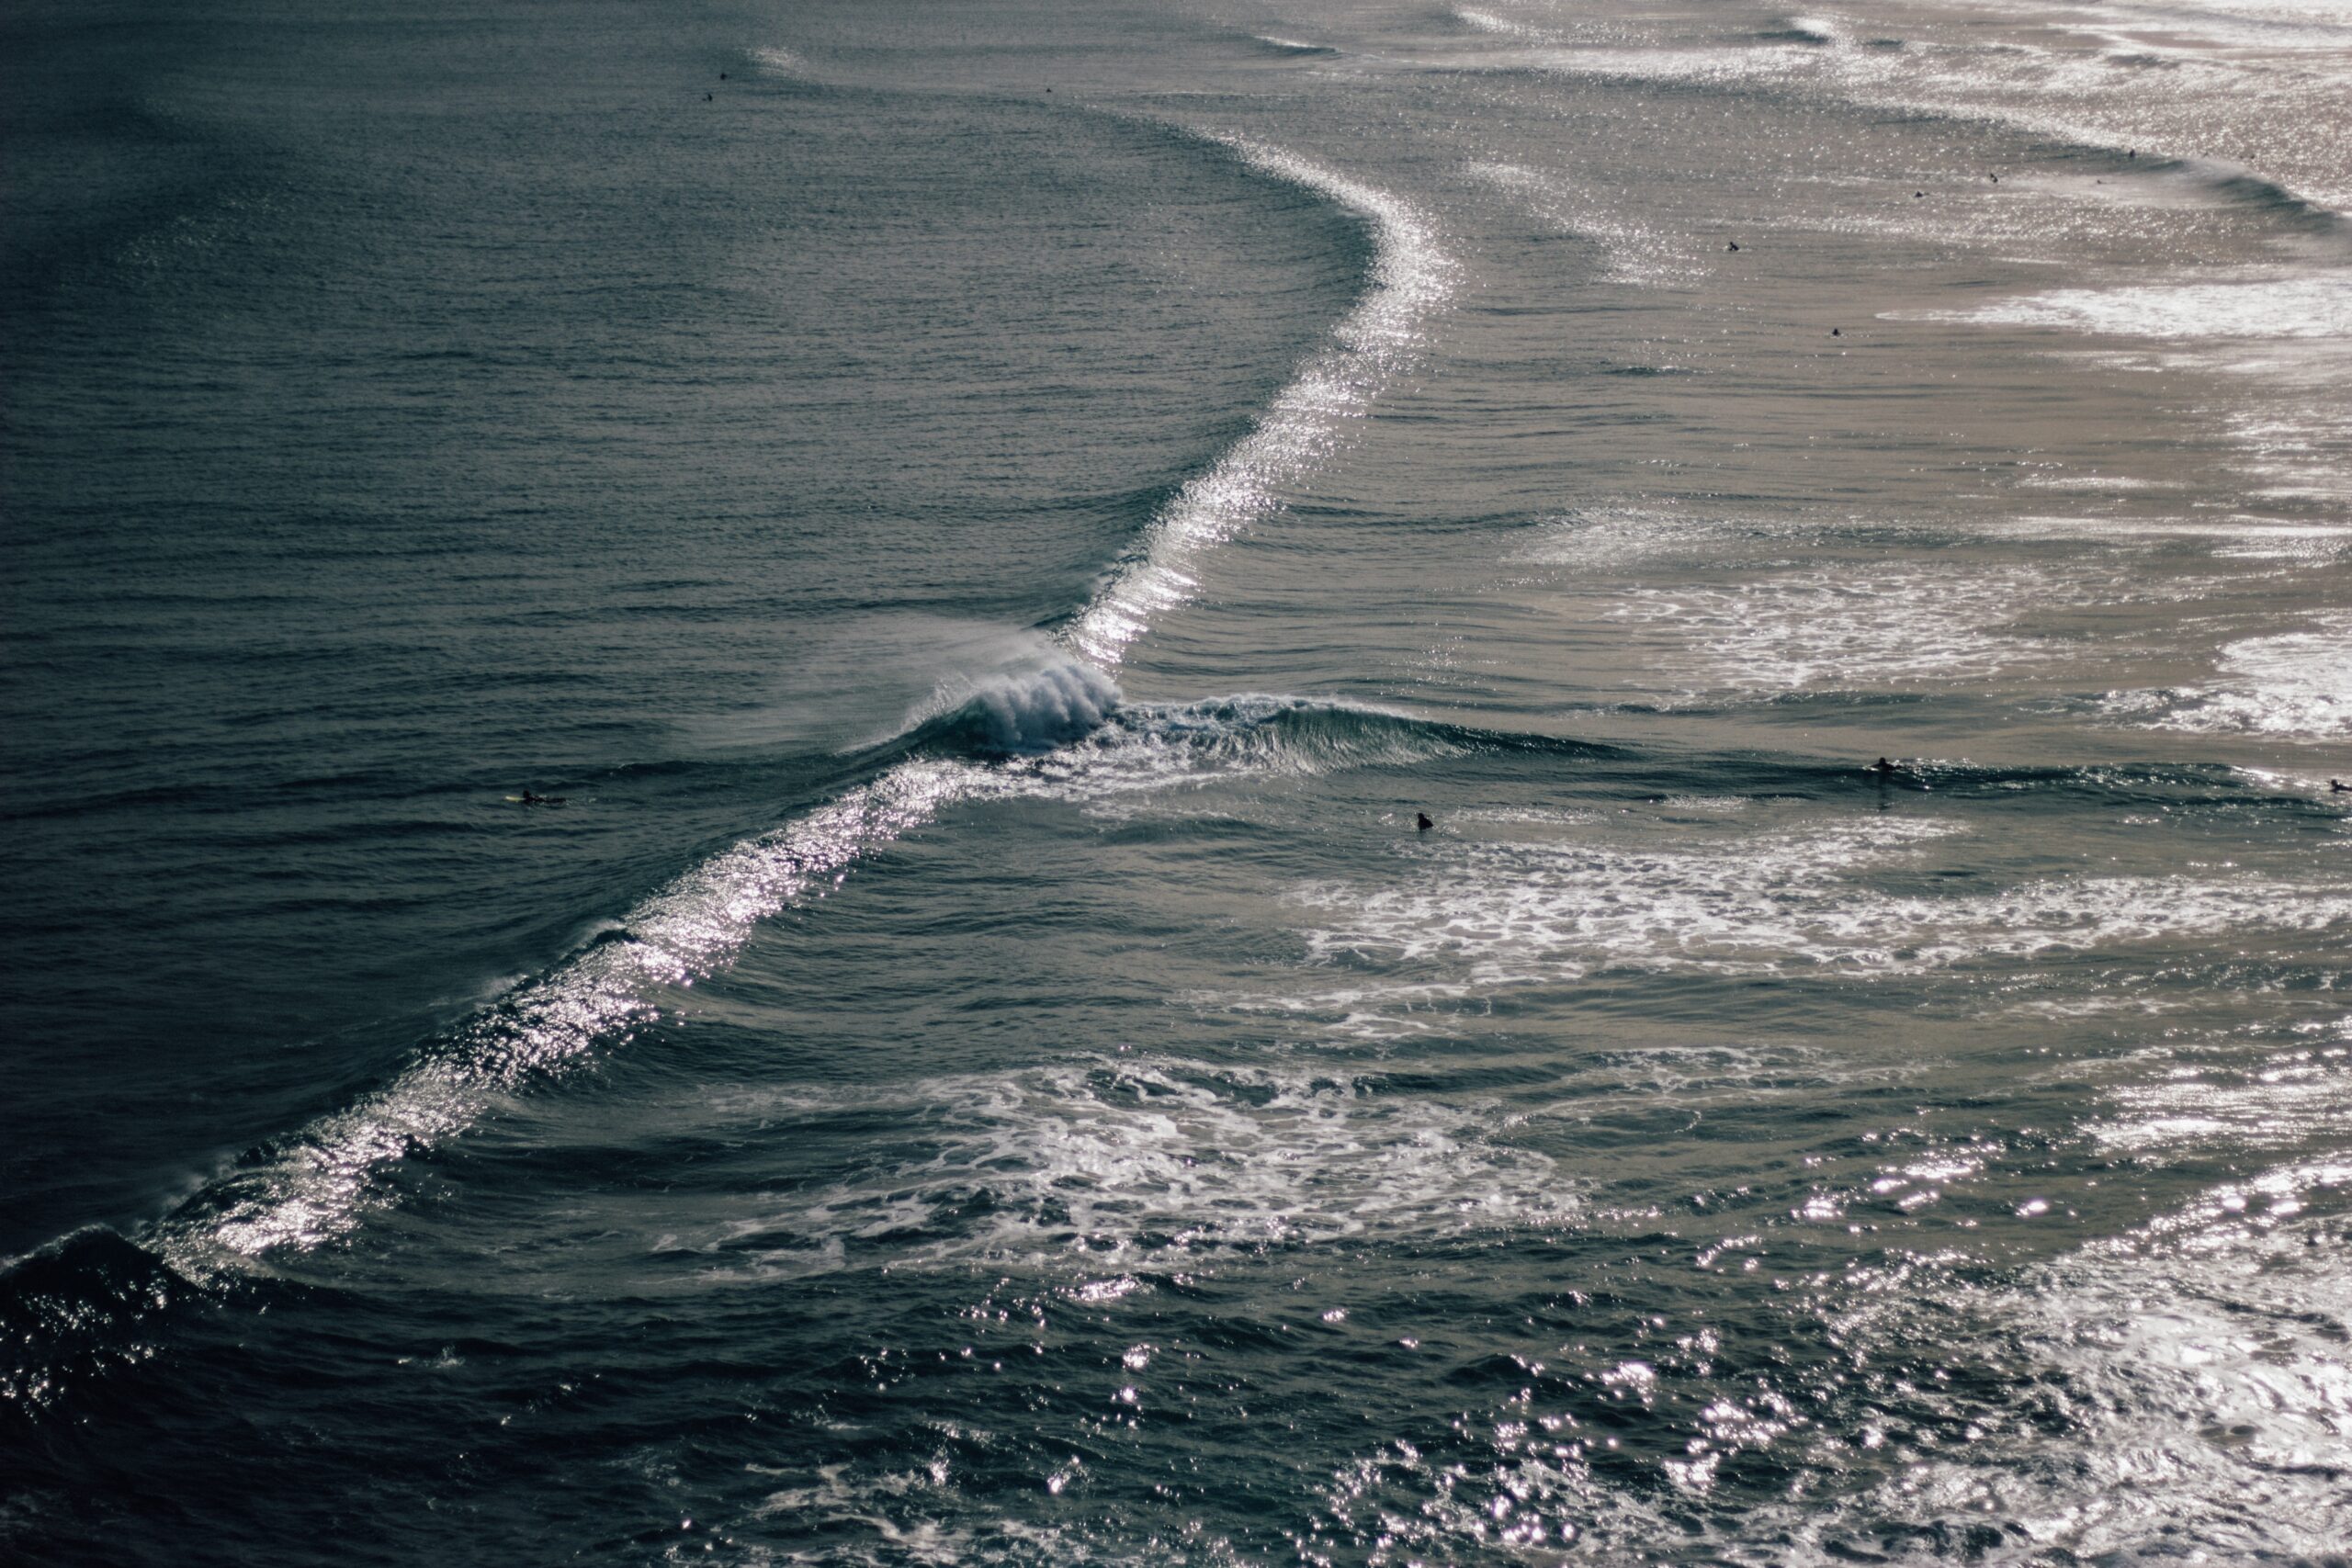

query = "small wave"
[1760,15,1848,47]
[151,757,995,1273]
[1062,138,1453,667]
[1453,8,1533,38]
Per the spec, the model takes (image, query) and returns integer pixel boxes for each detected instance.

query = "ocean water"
[4,0,2349,1562]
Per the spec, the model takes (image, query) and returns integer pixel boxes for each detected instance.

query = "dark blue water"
[6,0,2350,1562]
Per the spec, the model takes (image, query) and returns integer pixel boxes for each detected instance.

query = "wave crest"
[926,660,1121,755]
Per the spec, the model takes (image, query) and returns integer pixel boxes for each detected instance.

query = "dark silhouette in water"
[1831,327,1841,336]
[1872,757,1897,778]
[516,790,566,807]
[2332,778,2350,793]
[1725,240,1740,252]
[1417,812,1434,831]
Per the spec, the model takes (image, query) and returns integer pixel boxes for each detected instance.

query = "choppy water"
[5,0,2349,1562]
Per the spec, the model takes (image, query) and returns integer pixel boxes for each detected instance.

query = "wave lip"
[1062,138,1454,669]
[915,659,1121,755]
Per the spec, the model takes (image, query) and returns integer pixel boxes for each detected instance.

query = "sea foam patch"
[1295,816,2352,987]
[675,1060,1572,1280]
[1926,274,2352,341]
[1604,565,2078,690]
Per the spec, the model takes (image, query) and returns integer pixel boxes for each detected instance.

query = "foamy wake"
[1936,274,2352,341]
[1311,1159,2352,1561]
[1062,137,1453,668]
[1798,1160,2352,1561]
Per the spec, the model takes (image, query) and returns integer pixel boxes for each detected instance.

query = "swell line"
[141,138,1450,1277]
[1064,134,1454,668]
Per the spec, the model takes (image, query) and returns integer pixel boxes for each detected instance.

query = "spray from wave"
[910,653,1123,755]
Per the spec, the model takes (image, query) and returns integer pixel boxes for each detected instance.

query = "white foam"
[2105,610,2352,738]
[1063,139,1453,668]
[1295,816,2352,987]
[1805,1160,2352,1560]
[1604,564,2076,690]
[1312,1157,2352,1562]
[1936,274,2352,341]
[673,1060,1573,1280]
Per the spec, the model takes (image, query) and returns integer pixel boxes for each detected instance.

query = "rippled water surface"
[5,0,2349,1562]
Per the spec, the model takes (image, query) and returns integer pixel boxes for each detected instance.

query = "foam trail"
[153,759,997,1274]
[1063,136,1453,669]
[145,142,1444,1271]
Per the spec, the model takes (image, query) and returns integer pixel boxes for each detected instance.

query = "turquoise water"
[6,0,2350,1562]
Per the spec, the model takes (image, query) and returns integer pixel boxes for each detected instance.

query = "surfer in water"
[516,789,566,807]
[1417,812,1434,832]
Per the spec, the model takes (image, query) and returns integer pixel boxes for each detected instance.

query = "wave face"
[8,0,2352,1563]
